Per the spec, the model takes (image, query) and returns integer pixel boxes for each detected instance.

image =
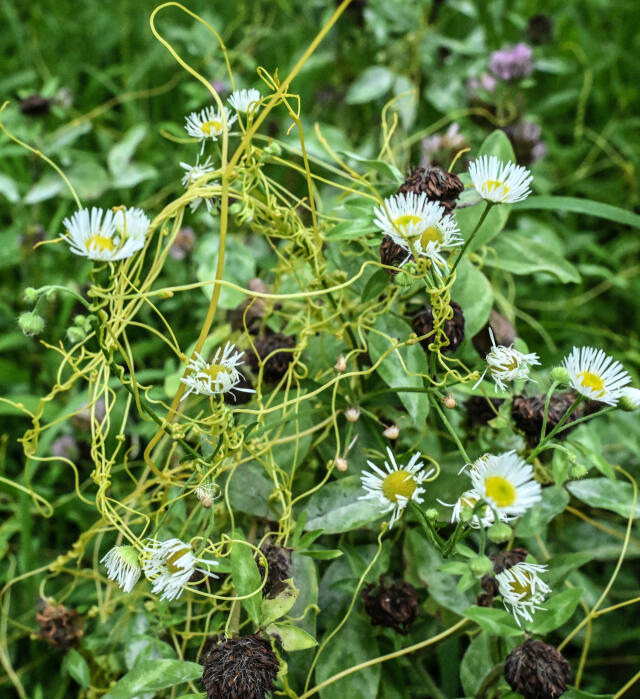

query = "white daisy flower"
[180,342,254,401]
[468,155,533,203]
[496,561,550,626]
[359,447,434,528]
[228,88,261,114]
[113,207,150,240]
[562,346,631,406]
[440,489,496,529]
[63,207,146,261]
[467,451,541,521]
[180,157,217,212]
[184,106,237,151]
[619,386,640,409]
[101,545,141,593]
[141,538,218,602]
[479,328,540,392]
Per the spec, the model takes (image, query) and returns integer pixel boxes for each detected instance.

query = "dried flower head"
[511,393,583,446]
[36,598,83,652]
[247,333,297,383]
[362,577,420,634]
[464,395,504,427]
[256,542,292,599]
[504,639,572,699]
[396,166,464,213]
[412,301,465,354]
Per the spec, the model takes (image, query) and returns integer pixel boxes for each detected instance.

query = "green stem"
[449,201,493,277]
[527,396,584,462]
[430,395,471,463]
[409,501,444,551]
[539,380,560,443]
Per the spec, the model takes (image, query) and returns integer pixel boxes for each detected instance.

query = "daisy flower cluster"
[180,342,254,400]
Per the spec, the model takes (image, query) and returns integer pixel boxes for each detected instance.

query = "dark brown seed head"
[511,393,583,447]
[476,573,500,606]
[379,235,410,275]
[201,634,279,699]
[491,547,529,574]
[230,279,270,333]
[362,577,420,634]
[412,301,465,353]
[472,310,517,357]
[526,14,553,45]
[504,639,572,699]
[397,166,464,213]
[464,395,505,427]
[20,95,51,117]
[256,542,292,599]
[36,598,83,652]
[247,334,296,383]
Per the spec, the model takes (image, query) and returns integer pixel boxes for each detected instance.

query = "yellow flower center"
[485,475,516,507]
[166,547,191,574]
[85,234,115,253]
[393,213,422,232]
[499,357,519,371]
[577,370,605,395]
[201,119,223,136]
[202,364,228,382]
[508,573,533,600]
[483,179,510,199]
[382,469,417,503]
[419,226,443,247]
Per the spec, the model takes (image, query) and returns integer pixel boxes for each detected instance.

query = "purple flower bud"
[489,43,534,81]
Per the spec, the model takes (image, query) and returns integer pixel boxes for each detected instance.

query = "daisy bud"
[195,483,217,508]
[504,639,572,699]
[618,387,640,411]
[569,463,588,480]
[469,555,494,578]
[66,326,87,344]
[19,311,45,336]
[425,508,439,521]
[24,287,40,304]
[344,406,360,422]
[487,521,512,544]
[459,504,474,523]
[443,394,457,409]
[335,457,348,472]
[263,142,282,157]
[382,424,400,440]
[550,366,571,384]
[334,355,347,372]
[393,268,415,287]
[101,545,142,593]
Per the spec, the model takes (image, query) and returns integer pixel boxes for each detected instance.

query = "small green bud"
[550,366,571,384]
[618,391,639,412]
[569,463,588,480]
[229,201,243,215]
[393,270,414,287]
[424,508,439,521]
[469,555,494,578]
[487,521,512,544]
[73,314,86,327]
[24,287,40,304]
[66,326,87,344]
[459,505,474,523]
[263,142,282,156]
[18,311,45,336]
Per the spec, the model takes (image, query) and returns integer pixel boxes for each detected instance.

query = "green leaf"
[361,269,389,302]
[103,660,203,699]
[514,196,640,229]
[325,218,377,240]
[230,534,263,624]
[392,75,417,130]
[297,548,343,560]
[0,173,19,202]
[111,162,157,189]
[267,622,318,651]
[567,478,639,519]
[108,124,147,175]
[367,314,429,424]
[261,580,299,626]
[451,258,493,337]
[338,150,404,183]
[62,649,90,689]
[562,689,614,699]
[517,486,569,537]
[68,160,111,201]
[529,587,584,634]
[463,606,524,638]
[460,633,494,696]
[346,66,394,104]
[23,174,65,204]
[484,231,580,283]
[228,461,275,518]
[303,476,383,534]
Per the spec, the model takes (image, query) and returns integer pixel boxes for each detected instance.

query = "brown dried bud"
[201,634,279,699]
[464,395,505,427]
[379,235,409,275]
[504,639,572,699]
[382,424,399,440]
[344,406,360,422]
[412,301,465,354]
[335,457,348,472]
[490,547,529,574]
[256,542,292,599]
[362,578,420,634]
[443,394,457,409]
[334,355,347,372]
[247,333,296,383]
[472,310,517,357]
[397,167,464,214]
[36,598,83,652]
[20,95,51,117]
[511,393,583,447]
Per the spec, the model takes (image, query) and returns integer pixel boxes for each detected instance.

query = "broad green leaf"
[124,634,176,670]
[298,548,343,560]
[261,580,299,626]
[338,150,404,183]
[460,633,494,696]
[325,218,377,240]
[392,74,417,130]
[346,66,394,104]
[112,162,157,188]
[68,160,111,201]
[546,552,593,587]
[267,622,317,651]
[62,649,90,689]
[484,231,581,283]
[289,551,318,636]
[451,258,493,337]
[108,124,147,175]
[230,534,263,624]
[316,612,380,699]
[529,587,583,634]
[103,660,203,699]
[303,476,382,534]
[367,314,429,424]
[463,606,524,638]
[361,268,389,302]
[517,486,569,537]
[567,478,639,519]
[24,174,65,204]
[514,196,640,229]
[0,173,19,202]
